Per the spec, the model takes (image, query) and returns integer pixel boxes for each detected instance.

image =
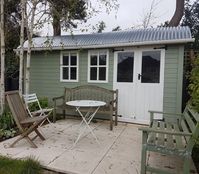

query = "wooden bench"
[139,106,199,174]
[52,85,118,130]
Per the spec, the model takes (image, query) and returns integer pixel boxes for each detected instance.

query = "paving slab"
[0,119,197,174]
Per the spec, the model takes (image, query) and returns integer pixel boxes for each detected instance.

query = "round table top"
[66,100,106,107]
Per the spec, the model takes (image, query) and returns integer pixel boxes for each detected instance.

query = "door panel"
[113,49,164,124]
[114,52,136,119]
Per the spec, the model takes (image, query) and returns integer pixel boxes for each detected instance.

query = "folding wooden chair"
[23,93,53,126]
[5,91,48,148]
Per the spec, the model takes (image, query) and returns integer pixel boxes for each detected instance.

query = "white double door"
[113,48,165,124]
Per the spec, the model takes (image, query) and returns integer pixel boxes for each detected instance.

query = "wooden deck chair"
[23,93,53,126]
[5,91,48,148]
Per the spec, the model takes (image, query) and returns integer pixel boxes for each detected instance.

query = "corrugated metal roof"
[21,26,194,51]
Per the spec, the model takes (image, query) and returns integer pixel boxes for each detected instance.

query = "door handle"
[138,73,142,80]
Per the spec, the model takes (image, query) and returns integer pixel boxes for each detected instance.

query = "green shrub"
[0,108,17,140]
[0,156,42,174]
[189,57,199,112]
[0,108,15,130]
[28,97,49,112]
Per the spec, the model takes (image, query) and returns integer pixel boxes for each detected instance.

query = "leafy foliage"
[188,57,199,112]
[0,108,17,140]
[28,97,49,112]
[0,156,42,174]
[181,0,199,49]
[49,0,87,35]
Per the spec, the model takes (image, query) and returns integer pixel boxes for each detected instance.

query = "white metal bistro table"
[66,100,106,147]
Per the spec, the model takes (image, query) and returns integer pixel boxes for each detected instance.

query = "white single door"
[113,49,165,124]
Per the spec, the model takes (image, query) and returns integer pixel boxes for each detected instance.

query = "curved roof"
[21,26,194,51]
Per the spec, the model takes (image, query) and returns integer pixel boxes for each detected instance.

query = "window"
[88,50,108,82]
[117,52,134,82]
[141,51,160,83]
[60,52,78,82]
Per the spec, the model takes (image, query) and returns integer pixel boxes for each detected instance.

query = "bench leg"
[115,112,118,126]
[63,109,66,119]
[183,156,190,174]
[53,108,56,123]
[141,132,148,174]
[110,111,113,130]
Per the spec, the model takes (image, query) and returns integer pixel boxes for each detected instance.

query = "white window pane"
[90,67,97,80]
[91,55,97,65]
[99,54,106,65]
[99,67,106,80]
[117,52,134,82]
[71,67,77,80]
[63,55,69,65]
[71,54,77,65]
[63,67,68,79]
[141,51,160,83]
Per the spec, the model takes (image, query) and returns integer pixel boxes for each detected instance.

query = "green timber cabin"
[18,26,194,124]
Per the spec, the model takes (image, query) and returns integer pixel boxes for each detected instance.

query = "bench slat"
[180,119,190,143]
[173,123,185,150]
[184,111,196,133]
[148,121,159,144]
[165,123,174,149]
[187,107,199,122]
[157,121,165,146]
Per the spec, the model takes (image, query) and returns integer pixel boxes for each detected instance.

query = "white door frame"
[113,47,165,124]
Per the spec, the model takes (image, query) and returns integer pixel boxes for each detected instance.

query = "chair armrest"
[138,127,192,136]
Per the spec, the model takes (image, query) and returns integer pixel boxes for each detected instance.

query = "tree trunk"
[25,0,37,94]
[0,0,5,113]
[19,0,25,96]
[52,11,61,36]
[168,0,185,26]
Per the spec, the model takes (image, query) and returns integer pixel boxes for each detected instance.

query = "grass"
[0,156,43,174]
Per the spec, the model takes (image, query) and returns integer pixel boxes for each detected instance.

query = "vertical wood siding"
[163,45,184,113]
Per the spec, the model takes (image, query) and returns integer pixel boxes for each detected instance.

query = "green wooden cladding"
[29,45,184,114]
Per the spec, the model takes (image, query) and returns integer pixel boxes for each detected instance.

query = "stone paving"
[0,119,197,174]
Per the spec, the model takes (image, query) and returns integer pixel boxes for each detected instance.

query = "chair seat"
[20,115,48,124]
[31,108,53,115]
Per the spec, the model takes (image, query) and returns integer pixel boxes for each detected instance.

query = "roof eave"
[14,38,195,52]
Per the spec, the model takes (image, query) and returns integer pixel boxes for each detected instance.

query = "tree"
[5,0,21,92]
[48,0,87,36]
[168,0,185,26]
[112,26,121,31]
[181,0,199,49]
[0,0,5,113]
[19,0,25,95]
[47,0,118,36]
[93,21,106,33]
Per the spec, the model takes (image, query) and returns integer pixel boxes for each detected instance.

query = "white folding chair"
[23,93,53,126]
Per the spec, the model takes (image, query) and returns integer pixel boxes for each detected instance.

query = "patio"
[0,118,197,174]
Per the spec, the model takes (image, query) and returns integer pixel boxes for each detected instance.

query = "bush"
[0,108,17,140]
[0,156,43,174]
[188,57,199,112]
[28,97,49,112]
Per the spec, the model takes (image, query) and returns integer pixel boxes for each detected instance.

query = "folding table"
[66,100,106,147]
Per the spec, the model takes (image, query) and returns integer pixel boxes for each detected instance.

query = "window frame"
[60,51,79,82]
[87,50,109,83]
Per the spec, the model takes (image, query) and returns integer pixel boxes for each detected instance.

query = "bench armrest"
[52,95,64,101]
[138,127,192,136]
[149,110,183,124]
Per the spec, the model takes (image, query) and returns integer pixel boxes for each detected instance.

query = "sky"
[41,0,177,36]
